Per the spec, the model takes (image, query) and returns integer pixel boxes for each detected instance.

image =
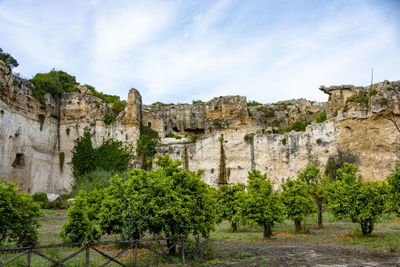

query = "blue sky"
[1,0,399,104]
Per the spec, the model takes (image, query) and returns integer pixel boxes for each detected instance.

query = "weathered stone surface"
[1,58,400,193]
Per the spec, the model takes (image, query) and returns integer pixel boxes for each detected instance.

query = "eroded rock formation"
[1,60,399,193]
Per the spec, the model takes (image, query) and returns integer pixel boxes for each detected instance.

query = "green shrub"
[60,191,101,243]
[325,148,359,182]
[247,100,262,106]
[0,178,41,246]
[136,127,158,169]
[71,130,131,178]
[0,48,19,68]
[291,120,311,132]
[70,170,124,196]
[386,162,400,217]
[347,93,368,105]
[192,100,203,105]
[370,89,378,96]
[30,70,79,102]
[314,111,327,123]
[103,114,116,125]
[32,192,47,203]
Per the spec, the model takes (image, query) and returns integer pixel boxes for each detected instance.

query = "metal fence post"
[181,238,185,266]
[85,244,90,267]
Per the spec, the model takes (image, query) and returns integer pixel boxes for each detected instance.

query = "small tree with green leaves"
[327,163,387,235]
[281,178,316,233]
[243,170,284,238]
[71,130,131,179]
[0,48,19,68]
[386,162,400,216]
[71,130,97,177]
[60,191,101,243]
[216,183,246,232]
[298,163,328,228]
[0,178,40,247]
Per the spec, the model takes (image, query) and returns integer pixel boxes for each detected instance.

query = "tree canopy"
[243,170,284,238]
[0,48,19,68]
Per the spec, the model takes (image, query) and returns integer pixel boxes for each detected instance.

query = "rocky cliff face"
[1,59,399,193]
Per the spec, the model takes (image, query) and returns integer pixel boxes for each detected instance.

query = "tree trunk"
[263,222,272,238]
[167,239,177,255]
[361,220,374,235]
[232,222,238,232]
[317,201,323,228]
[294,219,302,233]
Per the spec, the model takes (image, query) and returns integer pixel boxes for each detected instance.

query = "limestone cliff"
[1,59,399,193]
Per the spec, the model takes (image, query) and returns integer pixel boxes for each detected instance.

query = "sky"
[0,0,399,104]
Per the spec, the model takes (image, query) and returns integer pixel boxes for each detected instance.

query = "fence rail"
[0,237,185,266]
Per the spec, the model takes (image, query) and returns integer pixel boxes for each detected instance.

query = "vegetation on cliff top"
[0,48,19,69]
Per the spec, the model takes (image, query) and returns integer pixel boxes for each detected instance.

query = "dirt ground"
[34,210,400,266]
[204,238,399,267]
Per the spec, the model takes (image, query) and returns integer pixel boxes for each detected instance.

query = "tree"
[71,130,131,178]
[386,162,400,216]
[216,183,246,232]
[30,70,79,102]
[60,191,101,243]
[243,170,285,238]
[96,138,131,172]
[325,149,359,182]
[0,178,40,247]
[281,178,315,233]
[298,162,328,228]
[71,130,97,177]
[69,155,217,254]
[136,133,157,170]
[0,48,19,68]
[327,163,387,235]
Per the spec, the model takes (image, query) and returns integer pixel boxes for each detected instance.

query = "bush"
[71,169,128,196]
[325,148,359,182]
[0,178,41,246]
[291,120,311,132]
[247,100,262,106]
[30,70,79,102]
[0,48,19,68]
[60,191,100,243]
[71,130,131,178]
[314,111,327,123]
[136,132,158,170]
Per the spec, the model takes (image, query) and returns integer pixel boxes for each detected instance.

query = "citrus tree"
[216,183,246,232]
[298,162,328,228]
[281,178,315,232]
[327,163,387,235]
[386,162,400,216]
[0,178,40,246]
[243,170,284,238]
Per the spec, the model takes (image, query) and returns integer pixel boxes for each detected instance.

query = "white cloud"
[0,0,399,104]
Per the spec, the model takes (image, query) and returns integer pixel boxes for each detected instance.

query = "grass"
[2,211,399,266]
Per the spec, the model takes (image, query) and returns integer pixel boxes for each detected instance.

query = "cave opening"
[12,153,25,168]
